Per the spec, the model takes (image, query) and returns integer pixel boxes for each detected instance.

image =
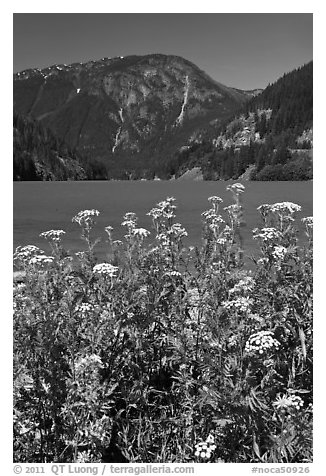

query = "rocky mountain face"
[167,62,313,181]
[14,54,250,178]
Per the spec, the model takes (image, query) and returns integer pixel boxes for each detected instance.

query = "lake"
[13,181,313,261]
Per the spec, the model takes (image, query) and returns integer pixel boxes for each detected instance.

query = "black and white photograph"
[11,7,315,470]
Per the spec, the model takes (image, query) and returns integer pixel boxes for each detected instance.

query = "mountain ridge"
[14,54,251,179]
[13,55,312,181]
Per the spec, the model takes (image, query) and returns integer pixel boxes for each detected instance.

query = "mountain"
[167,62,313,181]
[13,54,249,179]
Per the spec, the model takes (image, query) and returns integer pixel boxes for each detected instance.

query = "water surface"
[14,181,313,260]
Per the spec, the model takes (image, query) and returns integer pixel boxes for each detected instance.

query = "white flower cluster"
[224,204,242,215]
[202,208,217,221]
[132,227,150,239]
[272,245,287,261]
[209,216,225,233]
[75,251,87,260]
[245,330,280,355]
[105,225,114,236]
[167,223,188,239]
[253,227,282,242]
[257,204,271,216]
[76,450,92,463]
[216,237,228,246]
[273,394,304,412]
[208,196,223,205]
[29,255,54,266]
[93,263,118,277]
[75,303,95,314]
[39,229,66,242]
[223,297,253,313]
[229,276,255,295]
[147,197,177,221]
[164,270,182,278]
[270,202,301,215]
[72,209,100,228]
[226,183,245,195]
[156,233,170,247]
[258,202,301,217]
[194,434,216,459]
[14,245,44,263]
[202,201,227,240]
[224,203,244,226]
[121,212,138,229]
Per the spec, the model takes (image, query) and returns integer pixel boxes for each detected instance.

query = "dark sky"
[13,13,312,90]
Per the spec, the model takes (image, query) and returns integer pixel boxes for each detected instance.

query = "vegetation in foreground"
[13,184,313,463]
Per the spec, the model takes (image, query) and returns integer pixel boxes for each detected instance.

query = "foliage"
[166,62,313,181]
[13,113,106,181]
[13,184,313,463]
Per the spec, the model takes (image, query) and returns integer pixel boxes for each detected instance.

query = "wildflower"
[39,229,66,242]
[208,196,223,205]
[167,223,188,239]
[224,203,244,226]
[123,212,137,221]
[257,204,273,215]
[105,225,114,235]
[226,183,245,194]
[156,233,170,246]
[76,450,92,463]
[164,270,182,278]
[272,245,287,260]
[263,358,274,368]
[273,394,304,412]
[112,240,123,246]
[132,227,151,239]
[270,202,301,215]
[72,209,100,227]
[75,303,95,314]
[229,276,255,295]
[72,209,100,225]
[222,297,253,313]
[202,208,218,220]
[224,204,242,214]
[194,434,216,460]
[14,245,44,264]
[209,215,225,232]
[253,227,282,242]
[147,207,161,219]
[29,255,54,266]
[121,212,138,228]
[93,263,118,278]
[75,251,87,260]
[245,330,280,355]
